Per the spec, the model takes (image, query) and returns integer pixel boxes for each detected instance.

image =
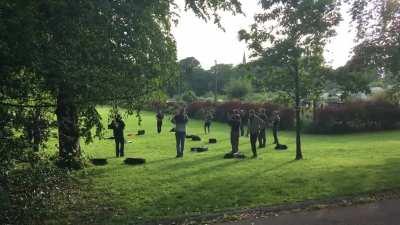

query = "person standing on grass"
[247,109,264,158]
[109,114,125,157]
[171,108,189,158]
[240,109,248,137]
[204,110,213,134]
[156,110,164,133]
[227,110,241,154]
[257,108,268,148]
[272,110,281,145]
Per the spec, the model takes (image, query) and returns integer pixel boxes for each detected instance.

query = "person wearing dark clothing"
[204,112,213,134]
[257,109,268,148]
[240,110,248,136]
[110,115,125,157]
[247,109,264,157]
[272,111,281,145]
[228,111,241,154]
[171,108,189,158]
[156,110,164,133]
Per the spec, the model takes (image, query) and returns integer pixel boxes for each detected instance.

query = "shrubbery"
[306,100,400,134]
[148,99,400,133]
[1,161,80,225]
[181,90,198,103]
[225,80,252,100]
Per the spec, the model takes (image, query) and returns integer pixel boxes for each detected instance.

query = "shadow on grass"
[113,157,400,225]
[160,154,224,171]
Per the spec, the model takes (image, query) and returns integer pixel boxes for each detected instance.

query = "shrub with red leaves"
[309,100,400,133]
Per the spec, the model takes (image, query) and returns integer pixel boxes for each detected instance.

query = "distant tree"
[185,68,214,96]
[225,79,252,100]
[178,57,202,96]
[210,64,243,93]
[329,64,377,101]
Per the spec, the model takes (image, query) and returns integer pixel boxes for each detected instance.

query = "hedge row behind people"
[307,100,400,134]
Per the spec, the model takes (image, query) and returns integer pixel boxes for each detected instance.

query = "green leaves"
[185,0,243,29]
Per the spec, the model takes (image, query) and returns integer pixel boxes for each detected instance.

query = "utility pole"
[214,60,218,103]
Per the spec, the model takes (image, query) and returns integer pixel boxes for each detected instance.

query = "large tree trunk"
[294,64,303,160]
[56,92,82,169]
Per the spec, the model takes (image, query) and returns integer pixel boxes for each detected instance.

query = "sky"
[171,0,357,69]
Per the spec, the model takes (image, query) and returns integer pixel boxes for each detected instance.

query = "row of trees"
[168,57,251,99]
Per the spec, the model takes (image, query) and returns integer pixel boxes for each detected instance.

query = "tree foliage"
[225,79,252,100]
[0,0,243,169]
[346,0,400,84]
[240,0,341,160]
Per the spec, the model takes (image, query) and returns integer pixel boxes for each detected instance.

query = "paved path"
[217,199,400,225]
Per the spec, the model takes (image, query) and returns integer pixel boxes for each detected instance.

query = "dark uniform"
[228,113,241,154]
[240,110,248,136]
[258,111,268,148]
[273,112,281,145]
[171,112,189,157]
[247,111,264,157]
[110,117,125,157]
[204,113,213,134]
[156,111,164,133]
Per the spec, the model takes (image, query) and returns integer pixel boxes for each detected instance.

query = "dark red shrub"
[186,101,216,118]
[310,100,400,133]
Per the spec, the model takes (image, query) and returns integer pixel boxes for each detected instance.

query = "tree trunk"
[294,64,303,160]
[56,92,82,169]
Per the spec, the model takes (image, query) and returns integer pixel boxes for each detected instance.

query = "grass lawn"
[73,107,400,224]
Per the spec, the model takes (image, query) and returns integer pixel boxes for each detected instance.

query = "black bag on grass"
[124,158,146,165]
[91,158,108,166]
[191,147,208,152]
[209,138,217,144]
[191,135,201,141]
[224,152,245,159]
[275,144,288,150]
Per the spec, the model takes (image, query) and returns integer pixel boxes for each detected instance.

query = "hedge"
[307,100,400,134]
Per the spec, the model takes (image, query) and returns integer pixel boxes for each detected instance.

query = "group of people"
[228,109,280,158]
[109,107,281,159]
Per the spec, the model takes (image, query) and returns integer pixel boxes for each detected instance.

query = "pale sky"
[172,0,356,69]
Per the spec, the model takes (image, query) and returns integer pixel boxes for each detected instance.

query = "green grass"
[74,107,400,224]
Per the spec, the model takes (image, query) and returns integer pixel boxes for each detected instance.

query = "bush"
[186,101,216,119]
[1,161,80,225]
[182,90,198,103]
[225,80,252,100]
[186,100,294,130]
[306,100,400,134]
